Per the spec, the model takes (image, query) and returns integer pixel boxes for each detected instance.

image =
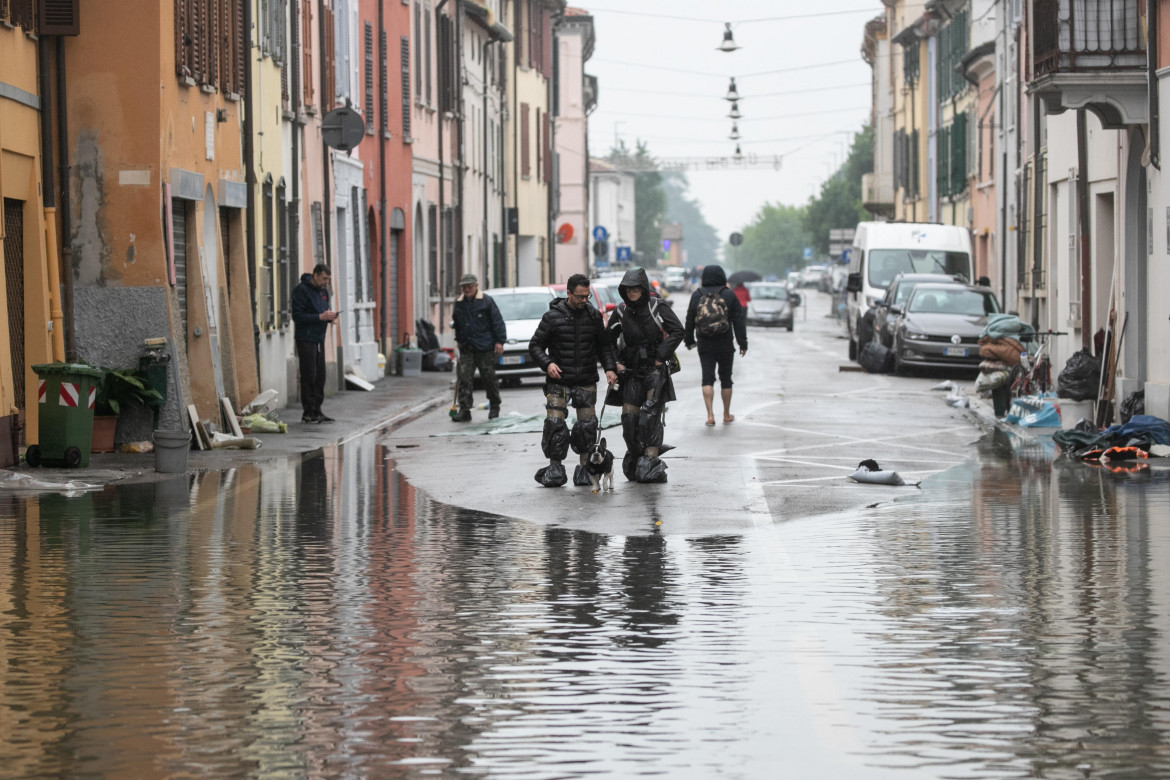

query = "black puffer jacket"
[608,267,685,369]
[528,297,617,386]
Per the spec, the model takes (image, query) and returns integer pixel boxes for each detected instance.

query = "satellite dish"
[322,106,366,152]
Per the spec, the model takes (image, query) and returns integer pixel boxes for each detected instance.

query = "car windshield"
[868,249,970,289]
[493,292,553,320]
[750,285,788,300]
[908,288,1000,316]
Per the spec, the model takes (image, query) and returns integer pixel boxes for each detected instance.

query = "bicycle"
[1009,330,1066,397]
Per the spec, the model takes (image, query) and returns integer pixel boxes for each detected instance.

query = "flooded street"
[2,428,1169,779]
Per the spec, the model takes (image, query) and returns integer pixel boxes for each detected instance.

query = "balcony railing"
[1034,0,1145,78]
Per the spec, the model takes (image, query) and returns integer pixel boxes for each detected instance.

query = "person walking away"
[733,281,752,309]
[291,264,339,424]
[528,274,618,487]
[684,264,748,426]
[452,273,507,422]
[605,268,685,483]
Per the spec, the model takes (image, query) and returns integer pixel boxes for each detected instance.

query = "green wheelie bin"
[27,363,104,469]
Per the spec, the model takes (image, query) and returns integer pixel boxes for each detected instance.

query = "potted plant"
[92,367,164,453]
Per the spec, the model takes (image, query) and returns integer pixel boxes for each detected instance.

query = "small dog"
[586,437,615,493]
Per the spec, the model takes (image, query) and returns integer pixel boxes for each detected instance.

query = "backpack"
[695,291,731,337]
[614,298,681,374]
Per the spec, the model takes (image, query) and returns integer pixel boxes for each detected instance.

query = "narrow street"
[1,292,1169,779]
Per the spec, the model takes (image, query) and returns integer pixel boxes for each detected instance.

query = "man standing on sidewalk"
[291,264,338,424]
[452,273,507,422]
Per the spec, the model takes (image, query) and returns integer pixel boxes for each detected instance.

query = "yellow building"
[0,8,67,461]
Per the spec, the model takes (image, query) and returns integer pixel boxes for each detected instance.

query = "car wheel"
[25,444,41,468]
[848,328,858,361]
[858,316,874,349]
[892,340,905,376]
[786,321,794,332]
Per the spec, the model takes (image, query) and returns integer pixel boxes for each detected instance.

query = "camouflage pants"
[456,349,501,410]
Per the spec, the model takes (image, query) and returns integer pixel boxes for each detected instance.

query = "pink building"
[553,8,595,280]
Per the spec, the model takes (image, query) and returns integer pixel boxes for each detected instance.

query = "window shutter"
[380,29,389,133]
[39,0,80,35]
[277,180,289,326]
[424,6,432,105]
[175,0,190,77]
[400,35,412,138]
[192,0,207,84]
[414,2,422,102]
[520,102,530,178]
[311,202,325,264]
[541,6,552,77]
[207,0,219,87]
[302,0,314,105]
[535,108,541,181]
[527,0,535,68]
[234,0,246,94]
[365,22,375,133]
[323,5,336,108]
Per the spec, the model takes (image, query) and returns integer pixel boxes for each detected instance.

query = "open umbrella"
[727,270,762,286]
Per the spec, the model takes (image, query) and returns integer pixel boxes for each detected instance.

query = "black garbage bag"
[1056,349,1101,401]
[535,463,568,487]
[622,451,639,482]
[859,341,893,373]
[1120,390,1145,424]
[542,417,570,461]
[634,455,668,483]
[573,464,592,486]
[569,416,599,454]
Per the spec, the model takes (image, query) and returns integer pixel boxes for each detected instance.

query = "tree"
[609,140,666,264]
[803,124,873,253]
[662,171,719,268]
[729,202,811,278]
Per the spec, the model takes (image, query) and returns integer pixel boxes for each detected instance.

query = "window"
[262,177,275,329]
[414,2,423,104]
[365,22,375,134]
[380,29,389,133]
[428,204,439,296]
[520,102,530,178]
[401,36,412,138]
[302,0,315,107]
[425,2,433,105]
[277,179,289,326]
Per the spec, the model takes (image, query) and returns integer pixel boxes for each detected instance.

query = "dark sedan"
[871,273,967,348]
[891,283,1000,374]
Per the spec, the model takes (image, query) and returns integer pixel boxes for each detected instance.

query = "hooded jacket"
[291,273,331,343]
[528,295,617,386]
[452,289,507,351]
[684,265,748,351]
[607,268,685,370]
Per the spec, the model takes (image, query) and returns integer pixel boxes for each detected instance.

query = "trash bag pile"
[1052,414,1170,469]
[975,315,1034,401]
[1055,349,1100,401]
[858,341,893,373]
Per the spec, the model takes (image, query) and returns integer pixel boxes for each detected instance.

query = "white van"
[845,222,974,360]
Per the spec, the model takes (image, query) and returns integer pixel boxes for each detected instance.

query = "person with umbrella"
[684,265,748,426]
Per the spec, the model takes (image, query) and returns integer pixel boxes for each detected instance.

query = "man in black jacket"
[528,274,618,487]
[291,264,339,424]
[684,264,748,426]
[452,273,507,422]
[605,268,685,483]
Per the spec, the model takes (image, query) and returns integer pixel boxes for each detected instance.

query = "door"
[4,199,25,411]
[332,153,378,378]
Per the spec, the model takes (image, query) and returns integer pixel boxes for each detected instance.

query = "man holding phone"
[291,264,339,423]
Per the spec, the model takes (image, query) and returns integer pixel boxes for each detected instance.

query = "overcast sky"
[583,1,879,244]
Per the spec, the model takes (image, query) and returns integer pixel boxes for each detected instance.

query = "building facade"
[552,7,595,281]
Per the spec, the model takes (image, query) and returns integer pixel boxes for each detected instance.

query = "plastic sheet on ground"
[1004,393,1061,427]
[0,470,108,496]
[241,414,288,433]
[433,411,622,437]
[209,432,263,449]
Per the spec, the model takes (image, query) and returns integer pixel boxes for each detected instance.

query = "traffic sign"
[592,225,608,242]
[556,223,575,243]
[321,106,366,152]
[802,247,813,260]
[593,240,608,257]
[729,232,743,246]
[616,246,632,262]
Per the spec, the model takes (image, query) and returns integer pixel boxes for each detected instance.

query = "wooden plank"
[187,404,208,450]
[220,397,244,438]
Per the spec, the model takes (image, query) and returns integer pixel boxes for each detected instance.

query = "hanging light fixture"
[734,144,744,160]
[729,122,741,141]
[727,101,742,119]
[717,23,740,53]
[724,78,740,102]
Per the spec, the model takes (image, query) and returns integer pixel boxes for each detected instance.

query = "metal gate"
[4,199,25,409]
[172,198,189,337]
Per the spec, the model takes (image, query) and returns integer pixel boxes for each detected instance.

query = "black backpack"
[695,291,731,337]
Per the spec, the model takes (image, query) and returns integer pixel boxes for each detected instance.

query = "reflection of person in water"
[543,527,605,630]
[297,452,333,545]
[619,534,678,648]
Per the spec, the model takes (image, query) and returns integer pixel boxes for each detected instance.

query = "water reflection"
[0,430,1167,778]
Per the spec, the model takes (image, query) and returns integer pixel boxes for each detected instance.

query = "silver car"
[891,283,1000,374]
[486,287,557,385]
[745,282,798,331]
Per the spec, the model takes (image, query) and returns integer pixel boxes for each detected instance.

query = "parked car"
[889,282,1001,374]
[484,286,557,384]
[745,282,798,331]
[800,264,829,288]
[870,273,968,348]
[664,266,688,292]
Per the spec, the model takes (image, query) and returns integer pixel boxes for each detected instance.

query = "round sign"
[592,225,609,242]
[729,232,744,246]
[322,107,366,152]
[593,240,608,257]
[556,223,575,244]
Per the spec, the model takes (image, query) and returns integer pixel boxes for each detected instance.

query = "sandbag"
[848,467,906,486]
[858,341,893,374]
[1056,349,1101,401]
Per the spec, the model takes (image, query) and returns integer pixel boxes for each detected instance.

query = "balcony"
[1029,0,1148,128]
[862,172,895,219]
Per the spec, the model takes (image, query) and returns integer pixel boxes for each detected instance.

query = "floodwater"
[1,430,1169,779]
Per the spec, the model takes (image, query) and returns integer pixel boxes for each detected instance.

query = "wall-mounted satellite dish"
[322,106,366,152]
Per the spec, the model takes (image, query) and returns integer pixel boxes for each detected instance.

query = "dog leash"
[595,380,615,446]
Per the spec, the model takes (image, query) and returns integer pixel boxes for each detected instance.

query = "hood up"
[618,267,652,304]
[701,265,727,287]
[300,272,314,285]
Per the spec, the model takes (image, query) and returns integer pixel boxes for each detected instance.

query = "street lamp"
[728,122,741,140]
[727,101,742,119]
[724,78,740,101]
[734,144,744,160]
[717,23,740,52]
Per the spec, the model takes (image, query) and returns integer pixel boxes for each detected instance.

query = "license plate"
[500,355,523,365]
[944,347,968,357]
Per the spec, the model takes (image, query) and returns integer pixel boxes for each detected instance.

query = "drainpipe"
[320,0,332,268]
[244,0,259,367]
[484,38,494,284]
[512,0,519,285]
[38,37,65,362]
[454,0,465,285]
[378,0,390,352]
[1149,0,1160,170]
[55,37,77,362]
[547,5,562,284]
[1076,108,1091,348]
[291,0,302,341]
[437,0,449,333]
[1031,93,1043,331]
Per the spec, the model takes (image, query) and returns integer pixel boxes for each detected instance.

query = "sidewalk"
[9,371,456,486]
